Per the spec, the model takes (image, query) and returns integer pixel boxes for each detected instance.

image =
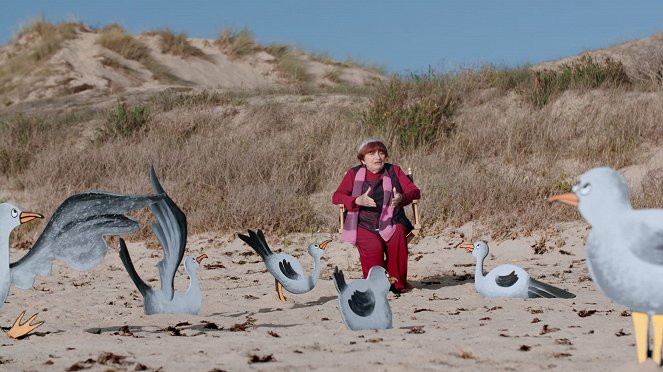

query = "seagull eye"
[10,209,17,218]
[580,183,591,196]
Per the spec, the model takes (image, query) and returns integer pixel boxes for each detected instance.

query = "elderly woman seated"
[332,138,420,294]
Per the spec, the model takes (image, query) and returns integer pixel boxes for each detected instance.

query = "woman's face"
[361,150,386,173]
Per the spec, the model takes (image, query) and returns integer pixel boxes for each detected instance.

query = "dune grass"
[214,27,259,58]
[96,24,182,84]
[149,28,208,60]
[0,19,80,98]
[3,34,663,241]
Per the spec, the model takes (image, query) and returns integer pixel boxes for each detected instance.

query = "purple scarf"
[340,166,396,244]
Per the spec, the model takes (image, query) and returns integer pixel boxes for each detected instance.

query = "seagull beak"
[547,193,579,207]
[195,253,208,264]
[20,212,43,224]
[319,240,332,250]
[388,277,398,284]
[460,244,474,252]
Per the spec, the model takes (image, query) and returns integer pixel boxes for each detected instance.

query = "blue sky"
[1,1,662,75]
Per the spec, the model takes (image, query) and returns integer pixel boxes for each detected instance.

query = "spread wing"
[495,270,519,287]
[278,259,301,281]
[148,166,186,301]
[10,191,162,289]
[348,289,375,317]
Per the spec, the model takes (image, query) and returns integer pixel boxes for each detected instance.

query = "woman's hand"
[390,187,402,208]
[355,187,377,207]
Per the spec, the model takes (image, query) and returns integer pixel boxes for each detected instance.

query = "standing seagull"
[237,229,330,303]
[3,191,161,338]
[332,266,392,330]
[119,167,208,315]
[460,241,575,299]
[549,166,663,364]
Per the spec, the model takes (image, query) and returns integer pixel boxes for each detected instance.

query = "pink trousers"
[355,224,408,291]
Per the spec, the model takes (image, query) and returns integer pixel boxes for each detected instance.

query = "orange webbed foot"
[7,310,44,339]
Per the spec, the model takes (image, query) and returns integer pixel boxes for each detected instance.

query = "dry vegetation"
[96,24,182,84]
[149,28,208,60]
[0,19,80,97]
[2,24,663,243]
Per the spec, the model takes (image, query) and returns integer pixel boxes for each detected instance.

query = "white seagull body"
[237,229,330,302]
[119,167,207,315]
[461,241,575,299]
[0,191,161,338]
[549,166,663,364]
[332,265,392,331]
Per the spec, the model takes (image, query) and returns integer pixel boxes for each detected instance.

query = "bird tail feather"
[332,266,347,294]
[237,229,272,260]
[119,238,150,296]
[528,278,575,299]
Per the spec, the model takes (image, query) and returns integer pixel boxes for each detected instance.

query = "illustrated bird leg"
[652,314,663,365]
[7,311,44,339]
[632,312,649,364]
[275,279,287,303]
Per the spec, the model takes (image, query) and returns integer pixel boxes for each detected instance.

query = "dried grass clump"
[0,19,80,97]
[96,24,180,83]
[96,101,148,142]
[360,71,460,150]
[151,28,206,59]
[214,27,258,58]
[518,55,630,108]
[275,52,312,83]
[149,90,235,112]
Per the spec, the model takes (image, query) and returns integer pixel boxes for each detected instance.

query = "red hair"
[357,140,388,161]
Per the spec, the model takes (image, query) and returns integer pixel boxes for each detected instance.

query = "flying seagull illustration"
[237,229,330,303]
[460,241,575,299]
[332,266,392,330]
[2,190,161,338]
[549,166,663,364]
[119,167,207,315]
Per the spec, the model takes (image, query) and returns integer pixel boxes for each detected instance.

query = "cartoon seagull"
[332,266,392,330]
[460,241,575,299]
[2,190,161,338]
[119,167,207,315]
[549,167,663,364]
[237,229,330,303]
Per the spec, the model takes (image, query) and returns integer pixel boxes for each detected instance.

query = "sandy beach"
[0,221,657,372]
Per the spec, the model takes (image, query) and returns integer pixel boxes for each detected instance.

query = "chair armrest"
[337,204,345,232]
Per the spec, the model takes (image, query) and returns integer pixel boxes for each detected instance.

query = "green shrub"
[97,101,148,141]
[360,72,460,149]
[518,55,630,108]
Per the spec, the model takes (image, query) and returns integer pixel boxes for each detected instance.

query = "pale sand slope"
[0,223,659,371]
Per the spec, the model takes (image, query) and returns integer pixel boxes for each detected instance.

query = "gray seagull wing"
[348,288,376,317]
[10,191,162,289]
[495,270,519,287]
[279,259,301,281]
[628,211,663,265]
[148,166,186,301]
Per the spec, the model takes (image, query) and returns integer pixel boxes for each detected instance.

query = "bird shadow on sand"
[0,328,66,339]
[408,273,473,291]
[290,296,337,309]
[207,310,250,318]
